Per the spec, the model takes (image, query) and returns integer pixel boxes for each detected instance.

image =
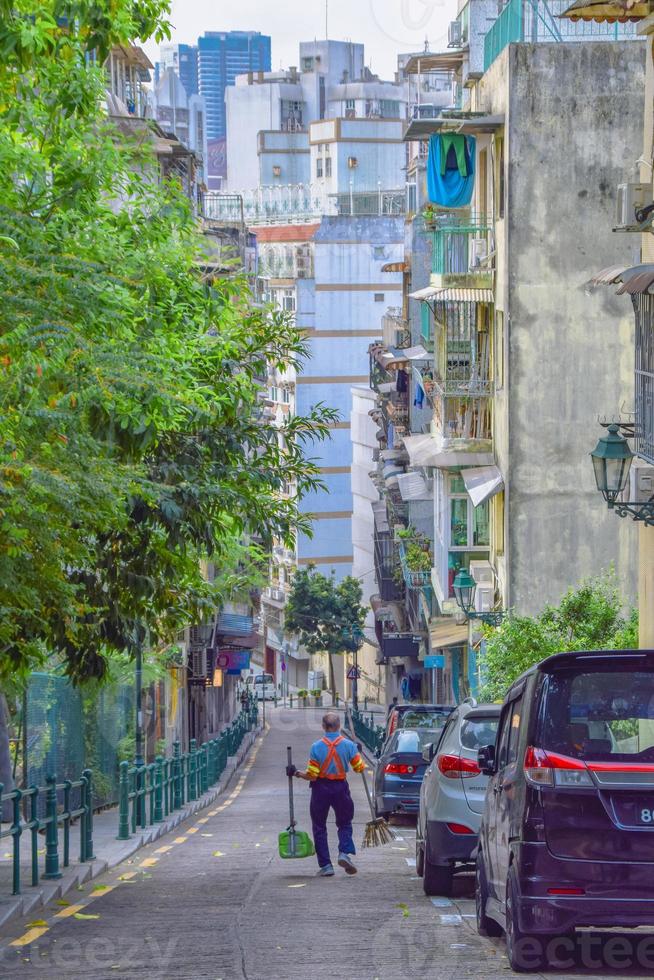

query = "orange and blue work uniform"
[305,733,365,869]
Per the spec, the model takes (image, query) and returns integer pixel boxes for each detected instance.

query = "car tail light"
[524,747,594,788]
[547,887,585,895]
[446,822,475,835]
[384,763,417,775]
[437,753,480,779]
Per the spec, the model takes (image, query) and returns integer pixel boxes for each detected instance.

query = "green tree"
[0,0,337,786]
[285,568,367,697]
[480,572,638,702]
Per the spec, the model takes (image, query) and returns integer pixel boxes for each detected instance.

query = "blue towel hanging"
[427,133,476,208]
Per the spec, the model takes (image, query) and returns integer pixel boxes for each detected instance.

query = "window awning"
[462,465,504,507]
[397,470,432,501]
[409,286,495,303]
[402,433,495,470]
[371,500,389,532]
[430,620,469,650]
[589,263,654,287]
[381,261,409,273]
[402,50,468,74]
[558,0,649,22]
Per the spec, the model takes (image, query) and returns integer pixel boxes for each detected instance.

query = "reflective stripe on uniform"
[317,735,347,780]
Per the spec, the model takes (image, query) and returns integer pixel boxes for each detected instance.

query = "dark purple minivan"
[475,650,654,972]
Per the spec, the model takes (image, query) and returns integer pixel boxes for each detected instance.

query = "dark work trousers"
[309,778,355,868]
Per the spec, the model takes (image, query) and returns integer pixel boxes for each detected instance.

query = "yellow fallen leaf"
[212,851,225,857]
[54,900,70,907]
[27,920,48,928]
[73,913,100,920]
[92,884,109,892]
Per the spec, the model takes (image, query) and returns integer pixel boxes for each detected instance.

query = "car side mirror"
[478,744,496,776]
[422,743,436,764]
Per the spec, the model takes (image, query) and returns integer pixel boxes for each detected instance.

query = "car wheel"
[415,839,424,877]
[505,867,545,973]
[422,855,453,896]
[475,852,502,937]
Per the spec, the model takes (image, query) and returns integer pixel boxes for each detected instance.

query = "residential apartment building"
[367,1,642,703]
[151,68,208,185]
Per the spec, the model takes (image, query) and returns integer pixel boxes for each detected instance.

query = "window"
[492,490,505,557]
[495,707,511,770]
[281,289,296,313]
[316,157,323,178]
[345,98,356,112]
[634,294,654,462]
[373,245,385,259]
[269,385,280,402]
[374,293,384,302]
[507,698,523,765]
[302,56,314,71]
[449,476,490,549]
[325,156,332,178]
[460,715,499,751]
[281,387,291,404]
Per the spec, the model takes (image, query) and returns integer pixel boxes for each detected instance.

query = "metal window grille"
[634,293,654,464]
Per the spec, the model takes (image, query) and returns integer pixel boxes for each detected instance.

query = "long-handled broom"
[345,705,396,848]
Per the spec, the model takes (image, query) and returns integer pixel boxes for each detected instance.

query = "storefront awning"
[409,286,495,303]
[462,465,504,507]
[430,620,469,650]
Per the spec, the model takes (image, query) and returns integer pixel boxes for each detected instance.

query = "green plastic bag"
[278,828,315,859]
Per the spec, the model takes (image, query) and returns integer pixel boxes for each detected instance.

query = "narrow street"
[0,708,648,980]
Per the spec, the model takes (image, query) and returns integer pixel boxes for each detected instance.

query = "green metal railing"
[398,540,433,592]
[483,0,637,73]
[0,770,94,895]
[350,710,386,757]
[429,212,492,282]
[117,703,259,840]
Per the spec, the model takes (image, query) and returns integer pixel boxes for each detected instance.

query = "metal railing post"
[117,762,130,840]
[83,769,95,860]
[154,757,163,822]
[42,775,62,880]
[11,788,21,895]
[63,780,71,867]
[189,740,197,802]
[173,741,182,810]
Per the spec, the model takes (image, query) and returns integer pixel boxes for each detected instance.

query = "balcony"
[382,308,411,349]
[426,212,493,291]
[398,540,433,592]
[483,0,638,72]
[374,528,404,603]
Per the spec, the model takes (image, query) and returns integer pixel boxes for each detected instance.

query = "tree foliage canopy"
[480,572,638,702]
[285,568,367,659]
[0,0,336,682]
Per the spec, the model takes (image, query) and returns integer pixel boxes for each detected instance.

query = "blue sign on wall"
[424,655,445,669]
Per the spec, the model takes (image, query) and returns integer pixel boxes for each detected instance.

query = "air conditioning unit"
[469,237,488,270]
[469,559,494,587]
[615,182,652,232]
[190,647,208,678]
[475,585,494,614]
[628,463,654,502]
[448,20,463,47]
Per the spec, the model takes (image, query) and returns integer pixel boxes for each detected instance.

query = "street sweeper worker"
[286,711,365,877]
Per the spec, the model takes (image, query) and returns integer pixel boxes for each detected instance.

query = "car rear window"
[401,710,450,730]
[393,730,442,753]
[540,669,654,761]
[460,716,499,750]
[254,674,274,685]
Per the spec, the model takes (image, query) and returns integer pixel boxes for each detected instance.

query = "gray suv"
[416,701,501,896]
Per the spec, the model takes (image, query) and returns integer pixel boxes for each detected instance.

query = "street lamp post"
[342,625,365,711]
[452,569,505,627]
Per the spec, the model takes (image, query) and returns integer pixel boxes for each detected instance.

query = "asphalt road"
[0,707,652,979]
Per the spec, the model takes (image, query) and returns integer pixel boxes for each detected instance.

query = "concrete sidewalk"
[0,728,260,930]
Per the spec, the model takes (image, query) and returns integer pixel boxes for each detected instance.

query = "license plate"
[639,807,654,825]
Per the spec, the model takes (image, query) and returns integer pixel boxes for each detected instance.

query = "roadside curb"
[0,727,263,931]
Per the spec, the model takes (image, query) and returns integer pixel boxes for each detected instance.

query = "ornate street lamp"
[590,423,654,525]
[590,423,633,506]
[453,569,505,627]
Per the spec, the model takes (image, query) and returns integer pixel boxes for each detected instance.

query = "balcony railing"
[427,212,493,288]
[202,185,406,226]
[398,541,433,592]
[433,392,492,444]
[374,529,404,602]
[483,0,638,73]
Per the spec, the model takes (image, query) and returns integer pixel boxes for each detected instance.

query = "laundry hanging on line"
[427,133,476,209]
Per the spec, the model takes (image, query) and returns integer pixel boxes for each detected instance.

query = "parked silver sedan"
[416,702,501,896]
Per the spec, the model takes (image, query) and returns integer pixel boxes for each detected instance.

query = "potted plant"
[422,203,437,227]
[310,688,323,707]
[297,688,309,708]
